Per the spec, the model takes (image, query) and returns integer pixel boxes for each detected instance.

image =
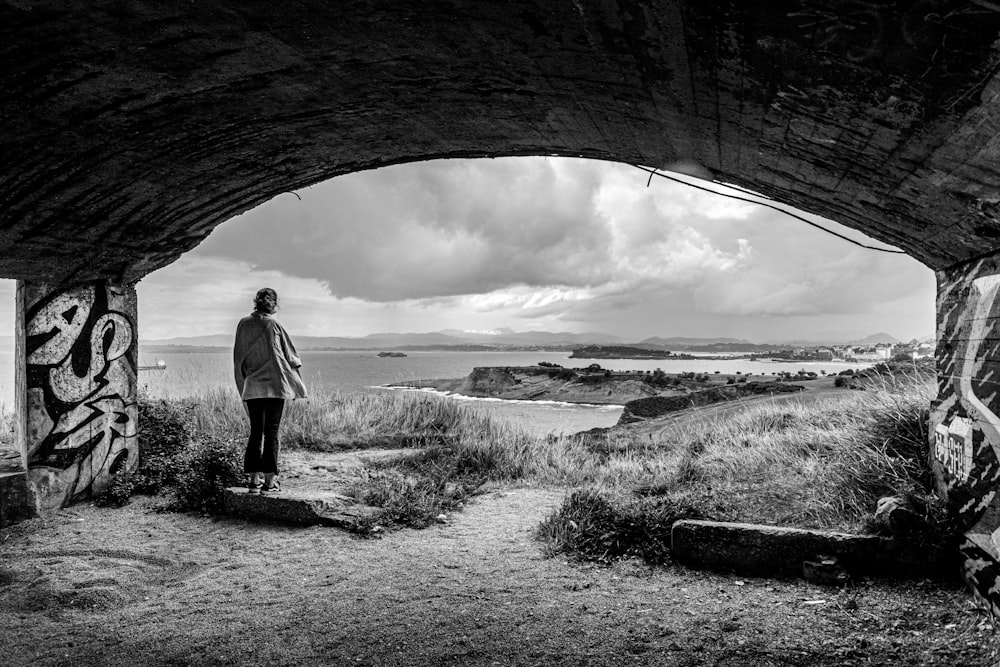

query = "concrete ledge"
[223,487,379,530]
[0,471,38,527]
[671,519,952,580]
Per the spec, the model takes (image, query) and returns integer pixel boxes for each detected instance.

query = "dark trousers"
[244,398,285,474]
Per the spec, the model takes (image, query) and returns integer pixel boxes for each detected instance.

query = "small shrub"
[169,437,244,514]
[349,446,485,530]
[643,369,669,388]
[536,490,703,565]
[133,398,197,494]
[95,469,135,508]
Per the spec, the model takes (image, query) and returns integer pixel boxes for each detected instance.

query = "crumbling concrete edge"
[222,488,378,531]
[0,471,39,527]
[671,519,955,581]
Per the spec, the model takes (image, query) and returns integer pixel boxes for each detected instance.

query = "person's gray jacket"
[233,313,307,400]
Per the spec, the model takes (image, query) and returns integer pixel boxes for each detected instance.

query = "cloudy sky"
[0,157,937,343]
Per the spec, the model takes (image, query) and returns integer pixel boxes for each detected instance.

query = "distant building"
[848,344,893,361]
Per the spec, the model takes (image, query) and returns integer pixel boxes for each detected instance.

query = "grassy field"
[6,365,993,666]
[127,363,942,564]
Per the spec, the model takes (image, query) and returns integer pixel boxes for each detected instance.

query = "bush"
[98,397,243,515]
[169,437,244,514]
[349,446,486,530]
[132,398,198,494]
[643,369,669,388]
[95,468,135,508]
[536,490,703,565]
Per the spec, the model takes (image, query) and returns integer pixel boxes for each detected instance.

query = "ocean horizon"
[135,349,863,437]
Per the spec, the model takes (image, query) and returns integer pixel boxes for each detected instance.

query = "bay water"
[134,349,862,437]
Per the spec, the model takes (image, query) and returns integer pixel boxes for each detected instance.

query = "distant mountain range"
[139,329,627,350]
[638,336,751,347]
[848,332,900,346]
[138,329,920,351]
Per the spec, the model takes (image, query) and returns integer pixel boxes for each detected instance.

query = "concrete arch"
[3,0,1000,283]
[5,0,1000,614]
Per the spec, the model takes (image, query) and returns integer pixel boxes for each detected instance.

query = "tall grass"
[648,370,936,531]
[538,368,943,563]
[134,367,942,545]
[182,386,467,449]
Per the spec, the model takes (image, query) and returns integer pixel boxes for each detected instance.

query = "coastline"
[383,365,829,424]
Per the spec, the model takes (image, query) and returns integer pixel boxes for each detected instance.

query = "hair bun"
[254,288,278,314]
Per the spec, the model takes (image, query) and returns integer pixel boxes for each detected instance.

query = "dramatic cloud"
[142,156,936,341]
[198,158,615,301]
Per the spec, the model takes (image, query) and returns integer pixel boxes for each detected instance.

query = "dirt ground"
[1,483,998,667]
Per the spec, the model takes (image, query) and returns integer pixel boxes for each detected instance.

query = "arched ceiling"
[4,0,1000,284]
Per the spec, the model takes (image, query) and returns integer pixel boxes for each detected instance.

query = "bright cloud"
[134,156,935,341]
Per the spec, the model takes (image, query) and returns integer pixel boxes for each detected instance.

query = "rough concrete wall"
[934,254,1000,615]
[4,1,1000,283]
[18,282,139,510]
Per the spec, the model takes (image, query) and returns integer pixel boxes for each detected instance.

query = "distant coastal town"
[747,339,935,363]
[568,339,935,363]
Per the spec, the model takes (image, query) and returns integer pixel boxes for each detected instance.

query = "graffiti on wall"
[24,282,137,508]
[789,0,1000,67]
[935,257,1000,615]
[934,416,973,482]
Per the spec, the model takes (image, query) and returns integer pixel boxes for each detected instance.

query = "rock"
[223,487,378,530]
[671,519,948,580]
[803,555,850,586]
[874,496,931,539]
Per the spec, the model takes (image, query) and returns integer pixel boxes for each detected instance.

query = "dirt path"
[1,486,997,666]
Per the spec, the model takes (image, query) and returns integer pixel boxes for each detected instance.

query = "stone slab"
[223,487,379,530]
[671,520,952,580]
[0,470,37,527]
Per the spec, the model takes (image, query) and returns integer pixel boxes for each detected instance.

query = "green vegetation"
[113,387,591,525]
[121,364,945,558]
[539,368,944,563]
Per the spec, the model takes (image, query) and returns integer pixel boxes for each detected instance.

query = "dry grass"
[143,366,941,541]
[537,368,945,563]
[636,370,937,532]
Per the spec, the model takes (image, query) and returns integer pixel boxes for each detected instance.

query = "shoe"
[260,481,281,494]
[246,474,262,494]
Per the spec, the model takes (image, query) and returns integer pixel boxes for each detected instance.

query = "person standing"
[233,288,307,494]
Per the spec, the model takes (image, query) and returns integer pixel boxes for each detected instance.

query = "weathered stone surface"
[932,253,1000,616]
[0,471,37,527]
[17,282,139,511]
[8,0,1000,615]
[3,2,1000,283]
[671,520,951,581]
[873,496,932,539]
[802,556,849,587]
[223,487,379,530]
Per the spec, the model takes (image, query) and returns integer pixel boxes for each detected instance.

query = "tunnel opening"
[5,0,1000,656]
[129,155,941,547]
